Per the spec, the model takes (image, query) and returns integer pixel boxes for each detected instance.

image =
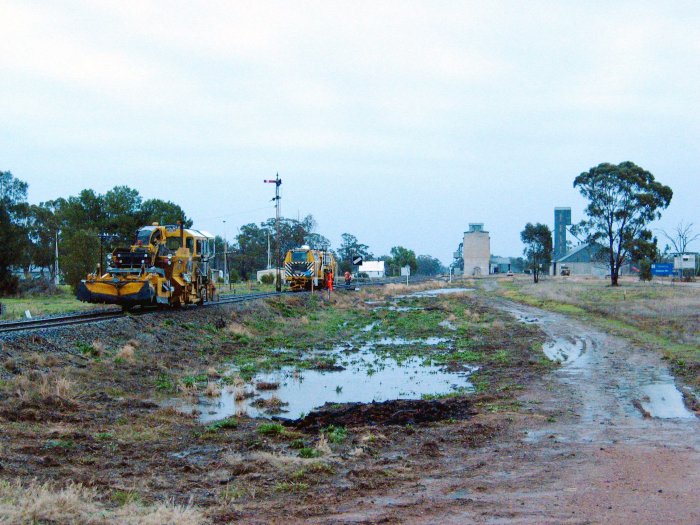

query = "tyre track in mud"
[310,298,699,524]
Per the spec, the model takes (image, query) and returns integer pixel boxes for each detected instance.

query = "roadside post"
[401,265,411,285]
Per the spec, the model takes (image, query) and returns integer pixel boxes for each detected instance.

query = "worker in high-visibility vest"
[327,270,334,291]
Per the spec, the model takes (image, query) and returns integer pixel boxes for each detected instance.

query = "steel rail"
[0,309,126,334]
[0,276,440,334]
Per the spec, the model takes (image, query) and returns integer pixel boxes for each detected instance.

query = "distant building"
[554,207,572,261]
[552,243,608,276]
[490,256,512,274]
[673,253,698,278]
[359,261,385,279]
[12,266,50,281]
[463,223,490,276]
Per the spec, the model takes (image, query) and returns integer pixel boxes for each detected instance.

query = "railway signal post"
[264,174,282,291]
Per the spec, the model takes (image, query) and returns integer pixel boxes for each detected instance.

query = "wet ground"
[189,340,474,422]
[0,284,697,523]
[317,298,699,524]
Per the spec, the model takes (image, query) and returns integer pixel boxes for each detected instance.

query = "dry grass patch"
[0,479,203,525]
[225,322,253,337]
[10,372,78,405]
[204,382,221,397]
[115,343,136,363]
[225,451,332,473]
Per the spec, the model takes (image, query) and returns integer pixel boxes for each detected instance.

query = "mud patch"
[294,397,478,429]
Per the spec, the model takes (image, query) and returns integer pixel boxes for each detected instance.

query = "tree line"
[0,171,446,295]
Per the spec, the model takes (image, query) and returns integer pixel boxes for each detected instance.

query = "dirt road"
[313,300,699,524]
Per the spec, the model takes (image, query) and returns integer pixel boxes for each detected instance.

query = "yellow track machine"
[77,223,216,309]
[283,245,337,291]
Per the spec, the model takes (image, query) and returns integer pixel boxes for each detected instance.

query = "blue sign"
[651,263,674,276]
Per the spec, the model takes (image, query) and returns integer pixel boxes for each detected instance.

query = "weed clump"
[251,395,288,413]
[257,422,285,436]
[256,381,280,391]
[321,425,348,444]
[298,447,321,458]
[204,382,221,397]
[205,417,238,432]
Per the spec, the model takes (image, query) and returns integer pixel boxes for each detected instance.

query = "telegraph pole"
[264,174,282,291]
[223,219,228,287]
[54,230,60,286]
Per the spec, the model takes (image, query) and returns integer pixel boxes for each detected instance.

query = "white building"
[359,261,385,279]
[463,223,490,276]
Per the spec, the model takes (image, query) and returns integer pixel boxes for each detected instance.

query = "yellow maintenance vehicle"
[283,245,337,291]
[77,223,216,309]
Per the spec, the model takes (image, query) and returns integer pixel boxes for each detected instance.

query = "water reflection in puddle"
[402,288,474,297]
[639,383,695,419]
[361,321,380,332]
[184,344,474,422]
[439,319,457,331]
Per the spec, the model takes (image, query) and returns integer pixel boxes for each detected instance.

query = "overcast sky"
[2,1,699,262]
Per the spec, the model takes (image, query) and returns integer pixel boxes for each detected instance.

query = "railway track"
[0,276,439,335]
[0,309,126,334]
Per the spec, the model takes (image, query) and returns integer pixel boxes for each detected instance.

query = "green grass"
[274,481,309,493]
[0,285,102,319]
[256,422,285,436]
[155,373,175,393]
[205,417,238,432]
[298,447,321,458]
[321,425,347,444]
[421,387,473,400]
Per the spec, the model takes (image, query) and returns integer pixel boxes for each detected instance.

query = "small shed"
[359,261,385,279]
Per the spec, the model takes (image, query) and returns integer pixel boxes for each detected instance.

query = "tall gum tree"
[573,162,672,286]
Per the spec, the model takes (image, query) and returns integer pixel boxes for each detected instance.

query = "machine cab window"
[292,251,308,262]
[136,227,155,246]
[166,238,181,251]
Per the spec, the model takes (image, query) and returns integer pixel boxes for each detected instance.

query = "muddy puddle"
[500,300,697,422]
[176,337,473,422]
[542,337,587,364]
[639,383,695,419]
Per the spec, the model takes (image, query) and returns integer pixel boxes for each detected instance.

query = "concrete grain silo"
[463,224,490,276]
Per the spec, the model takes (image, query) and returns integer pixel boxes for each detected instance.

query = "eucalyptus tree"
[520,223,552,283]
[573,162,672,286]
